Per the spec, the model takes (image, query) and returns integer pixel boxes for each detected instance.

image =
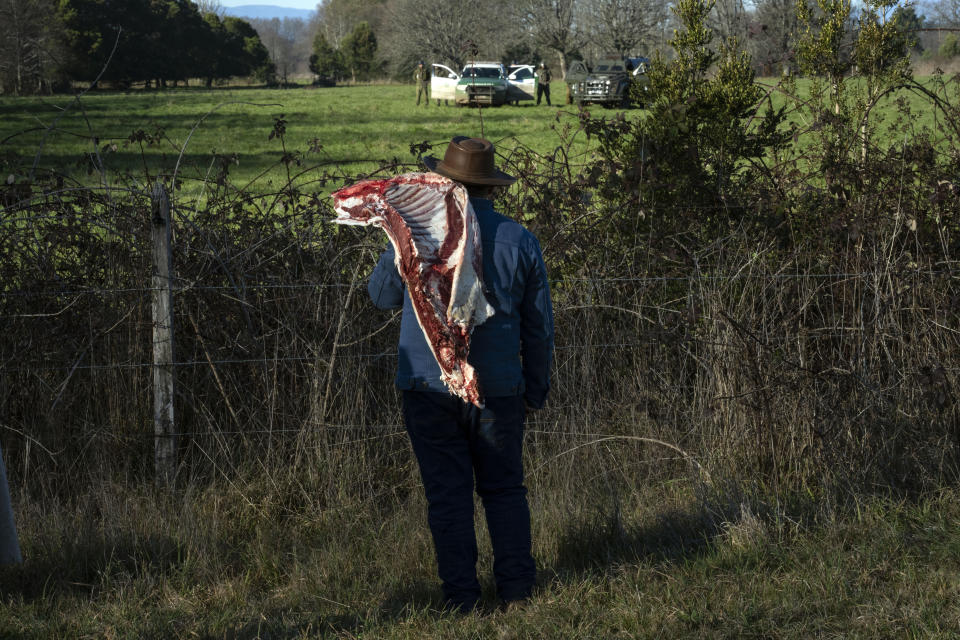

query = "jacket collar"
[469,196,494,213]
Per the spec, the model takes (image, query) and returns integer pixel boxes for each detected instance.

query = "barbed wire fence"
[3,68,960,510]
[2,171,958,501]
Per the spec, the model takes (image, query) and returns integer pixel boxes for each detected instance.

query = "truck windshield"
[463,67,501,79]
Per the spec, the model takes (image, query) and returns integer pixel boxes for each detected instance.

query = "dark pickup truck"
[569,57,650,108]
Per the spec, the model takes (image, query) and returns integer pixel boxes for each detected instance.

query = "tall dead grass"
[1,160,956,511]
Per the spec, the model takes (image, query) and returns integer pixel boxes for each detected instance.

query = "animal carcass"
[331,172,494,407]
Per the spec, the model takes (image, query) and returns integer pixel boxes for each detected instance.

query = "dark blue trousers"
[402,391,535,610]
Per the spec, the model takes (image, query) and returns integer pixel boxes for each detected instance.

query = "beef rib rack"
[331,172,494,407]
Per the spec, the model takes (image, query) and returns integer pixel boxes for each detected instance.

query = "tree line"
[0,0,275,95]
[2,0,960,95]
[274,0,960,85]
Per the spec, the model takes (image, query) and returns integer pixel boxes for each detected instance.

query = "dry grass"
[911,57,960,77]
[2,468,959,638]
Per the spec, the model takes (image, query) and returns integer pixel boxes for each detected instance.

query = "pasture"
[0,83,595,192]
[1,78,959,638]
[1,77,953,193]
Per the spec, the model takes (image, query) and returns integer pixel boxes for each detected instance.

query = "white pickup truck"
[431,62,537,106]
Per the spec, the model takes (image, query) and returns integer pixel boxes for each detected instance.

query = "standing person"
[414,61,430,106]
[535,61,552,106]
[367,137,554,613]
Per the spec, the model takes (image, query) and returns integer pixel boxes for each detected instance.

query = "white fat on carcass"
[380,177,493,327]
[330,172,494,407]
[332,195,383,225]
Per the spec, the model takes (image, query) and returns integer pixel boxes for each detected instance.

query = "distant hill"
[224,5,315,21]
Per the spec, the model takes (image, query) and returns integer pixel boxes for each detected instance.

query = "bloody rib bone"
[331,172,494,407]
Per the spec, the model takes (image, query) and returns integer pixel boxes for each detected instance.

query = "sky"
[218,0,318,8]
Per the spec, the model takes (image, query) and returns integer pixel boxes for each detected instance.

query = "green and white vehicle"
[431,61,537,106]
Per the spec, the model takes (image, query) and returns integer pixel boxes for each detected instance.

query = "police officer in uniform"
[535,61,552,106]
[415,61,430,106]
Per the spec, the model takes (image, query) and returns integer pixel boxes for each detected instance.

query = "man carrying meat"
[367,136,554,613]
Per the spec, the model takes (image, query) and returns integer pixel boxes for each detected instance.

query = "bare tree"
[0,0,65,95]
[382,0,516,71]
[746,0,799,75]
[710,0,750,42]
[926,0,960,26]
[521,0,587,79]
[249,17,312,82]
[580,0,668,58]
[313,0,386,48]
[193,0,224,17]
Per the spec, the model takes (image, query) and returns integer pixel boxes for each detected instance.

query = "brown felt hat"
[423,136,516,186]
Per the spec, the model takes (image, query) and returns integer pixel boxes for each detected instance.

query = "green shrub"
[939,34,960,59]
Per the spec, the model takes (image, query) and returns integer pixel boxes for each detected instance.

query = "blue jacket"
[368,197,554,408]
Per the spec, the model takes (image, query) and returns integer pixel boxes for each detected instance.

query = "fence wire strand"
[2,268,958,299]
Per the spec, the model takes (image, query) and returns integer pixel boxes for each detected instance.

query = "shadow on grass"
[548,501,720,578]
[194,580,446,639]
[0,530,185,601]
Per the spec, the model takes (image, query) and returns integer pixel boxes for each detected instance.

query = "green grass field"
[0,84,599,194]
[2,77,954,197]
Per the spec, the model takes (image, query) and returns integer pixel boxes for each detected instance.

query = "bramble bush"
[505,0,959,493]
[1,0,958,509]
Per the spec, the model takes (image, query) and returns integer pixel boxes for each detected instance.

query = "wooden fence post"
[151,182,177,484]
